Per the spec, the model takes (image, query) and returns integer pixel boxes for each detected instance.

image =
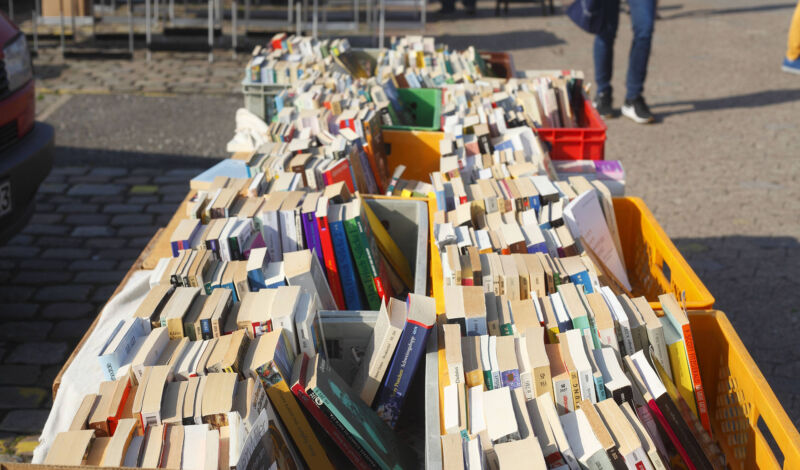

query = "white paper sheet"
[564,190,631,291]
[32,269,153,464]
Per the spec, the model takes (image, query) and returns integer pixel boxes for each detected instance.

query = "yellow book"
[361,198,414,289]
[667,339,697,417]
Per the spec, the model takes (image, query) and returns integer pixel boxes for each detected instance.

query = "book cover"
[373,294,435,428]
[342,201,383,310]
[315,197,347,310]
[328,204,365,310]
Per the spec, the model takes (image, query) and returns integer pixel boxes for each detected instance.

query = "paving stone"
[110,214,153,226]
[20,224,69,236]
[74,270,127,284]
[37,183,68,194]
[17,259,68,271]
[40,248,92,260]
[36,365,61,390]
[5,234,34,246]
[0,246,40,258]
[64,213,111,226]
[129,236,155,247]
[92,285,118,303]
[49,319,93,340]
[130,184,159,194]
[0,322,53,341]
[37,285,93,302]
[51,166,88,176]
[162,192,187,203]
[103,203,145,214]
[113,176,152,185]
[0,410,50,433]
[146,203,180,214]
[118,226,158,237]
[88,167,128,177]
[56,203,100,213]
[6,342,68,365]
[85,237,126,249]
[41,302,95,320]
[0,304,38,320]
[0,260,14,270]
[35,236,84,248]
[159,184,190,194]
[71,225,116,237]
[0,387,47,409]
[68,259,116,271]
[89,195,126,204]
[13,435,40,459]
[131,169,162,176]
[67,184,126,196]
[128,195,160,204]
[12,271,73,285]
[95,248,142,261]
[28,213,63,225]
[0,366,40,386]
[0,288,35,303]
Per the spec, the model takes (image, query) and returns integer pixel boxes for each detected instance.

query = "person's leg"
[787,1,800,61]
[593,0,621,97]
[625,0,655,101]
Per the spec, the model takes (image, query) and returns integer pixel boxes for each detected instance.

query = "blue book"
[97,318,147,380]
[373,294,436,428]
[328,205,364,311]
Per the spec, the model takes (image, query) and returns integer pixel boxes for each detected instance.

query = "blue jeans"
[593,0,656,101]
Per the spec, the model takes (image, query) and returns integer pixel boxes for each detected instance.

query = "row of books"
[170,187,413,313]
[55,283,437,469]
[437,281,722,469]
[246,34,354,85]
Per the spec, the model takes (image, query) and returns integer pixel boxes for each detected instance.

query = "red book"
[315,199,346,310]
[681,323,711,434]
[646,399,696,470]
[323,159,356,194]
[289,355,371,470]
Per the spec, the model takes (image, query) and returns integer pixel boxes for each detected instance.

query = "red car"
[0,11,54,243]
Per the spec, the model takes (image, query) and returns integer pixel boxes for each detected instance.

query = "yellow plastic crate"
[383,129,445,183]
[684,310,800,469]
[428,196,714,312]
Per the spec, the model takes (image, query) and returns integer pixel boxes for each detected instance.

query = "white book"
[600,286,635,356]
[466,436,483,470]
[488,336,501,390]
[538,392,580,470]
[526,395,561,464]
[98,317,148,381]
[150,257,171,288]
[564,330,596,404]
[194,376,209,425]
[293,291,322,359]
[270,286,301,355]
[620,402,662,470]
[123,435,144,467]
[550,292,572,329]
[131,327,170,382]
[218,218,239,262]
[175,339,204,381]
[443,383,461,434]
[203,430,220,470]
[182,424,211,470]
[484,387,519,443]
[559,410,608,470]
[480,334,493,386]
[469,385,486,435]
[283,249,337,311]
[189,341,210,379]
[351,299,405,406]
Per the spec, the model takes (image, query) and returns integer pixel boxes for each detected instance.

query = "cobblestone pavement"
[1,0,798,460]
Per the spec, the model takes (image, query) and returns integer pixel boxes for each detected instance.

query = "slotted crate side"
[688,310,800,470]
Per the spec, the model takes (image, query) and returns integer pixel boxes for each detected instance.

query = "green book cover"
[308,355,415,470]
[342,202,381,310]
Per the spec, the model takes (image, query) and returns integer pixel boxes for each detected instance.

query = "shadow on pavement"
[673,235,800,427]
[54,146,221,169]
[660,2,797,20]
[651,88,800,118]
[436,29,566,51]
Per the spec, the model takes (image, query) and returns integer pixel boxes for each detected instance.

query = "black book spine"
[606,446,628,470]
[611,385,632,407]
[654,395,714,470]
[306,387,380,470]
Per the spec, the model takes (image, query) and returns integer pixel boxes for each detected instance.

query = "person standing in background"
[784,1,800,73]
[592,0,656,124]
[439,0,476,15]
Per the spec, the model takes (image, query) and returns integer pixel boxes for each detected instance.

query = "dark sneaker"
[622,95,655,124]
[782,56,800,75]
[593,91,614,118]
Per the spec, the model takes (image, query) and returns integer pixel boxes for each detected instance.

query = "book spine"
[553,377,573,414]
[97,354,121,381]
[656,395,713,470]
[329,219,364,310]
[302,213,318,262]
[342,217,381,310]
[646,399,696,470]
[501,368,521,389]
[354,214,387,305]
[316,215,347,310]
[262,211,283,263]
[265,382,333,470]
[373,321,433,428]
[606,446,629,470]
[290,381,371,470]
[593,374,607,401]
[308,387,382,469]
[681,325,711,435]
[200,319,212,340]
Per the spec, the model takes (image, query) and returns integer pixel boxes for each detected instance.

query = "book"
[342,200,386,310]
[44,430,95,466]
[560,409,615,470]
[373,293,436,428]
[659,293,711,434]
[315,195,347,310]
[516,325,552,400]
[328,203,365,310]
[284,249,337,311]
[294,290,325,359]
[97,317,147,381]
[352,299,405,406]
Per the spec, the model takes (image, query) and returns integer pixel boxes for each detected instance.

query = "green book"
[342,201,382,310]
[305,354,416,470]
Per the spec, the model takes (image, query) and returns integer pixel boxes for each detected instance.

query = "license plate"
[0,180,12,218]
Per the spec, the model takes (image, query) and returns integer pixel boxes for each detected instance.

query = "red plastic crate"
[537,98,607,160]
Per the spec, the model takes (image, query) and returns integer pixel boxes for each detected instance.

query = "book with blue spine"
[328,204,364,310]
[98,317,147,381]
[373,293,436,428]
